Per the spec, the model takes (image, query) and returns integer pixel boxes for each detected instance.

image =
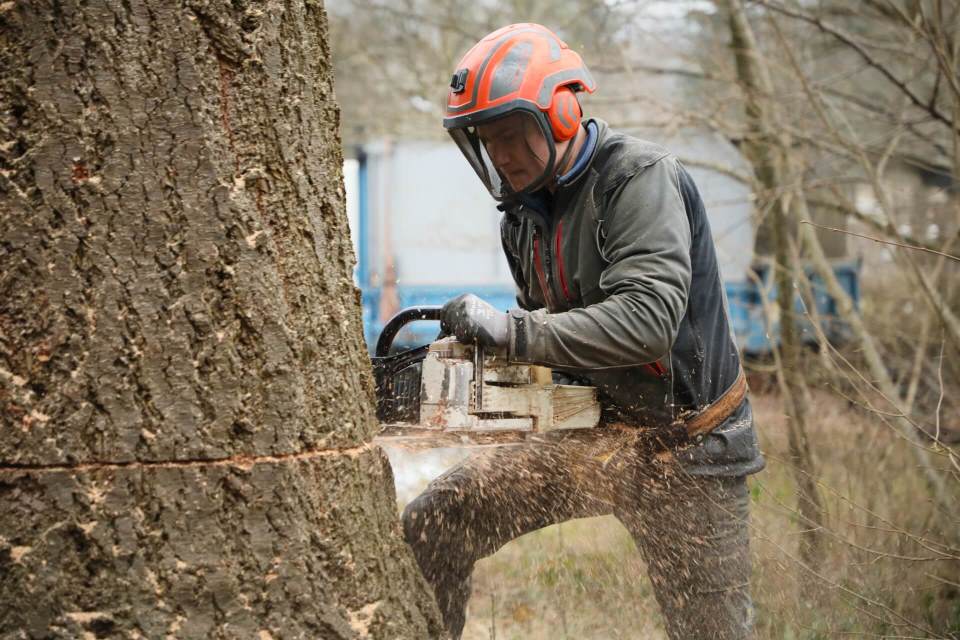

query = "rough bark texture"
[0,1,442,637]
[0,449,438,638]
[0,0,372,464]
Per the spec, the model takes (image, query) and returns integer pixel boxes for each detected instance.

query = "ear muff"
[547,86,582,142]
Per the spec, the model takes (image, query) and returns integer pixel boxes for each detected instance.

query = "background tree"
[0,1,442,637]
[328,0,628,145]
[723,0,826,578]
[712,0,959,502]
[710,1,960,634]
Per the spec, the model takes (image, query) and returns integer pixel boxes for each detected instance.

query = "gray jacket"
[500,119,764,476]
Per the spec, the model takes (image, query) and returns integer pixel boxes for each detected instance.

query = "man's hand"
[441,294,509,349]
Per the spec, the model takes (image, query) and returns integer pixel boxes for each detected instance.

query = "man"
[402,23,765,639]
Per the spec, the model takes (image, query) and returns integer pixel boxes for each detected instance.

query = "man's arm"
[512,157,692,369]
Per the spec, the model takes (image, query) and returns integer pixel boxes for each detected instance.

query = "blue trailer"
[344,137,859,356]
[727,259,861,355]
[345,140,517,351]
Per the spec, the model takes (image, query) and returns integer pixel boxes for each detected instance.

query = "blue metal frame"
[732,260,861,356]
[356,149,370,289]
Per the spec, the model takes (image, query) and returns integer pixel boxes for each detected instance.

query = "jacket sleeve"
[499,214,541,312]
[513,157,692,369]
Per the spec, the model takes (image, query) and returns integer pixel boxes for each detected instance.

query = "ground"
[385,390,960,640]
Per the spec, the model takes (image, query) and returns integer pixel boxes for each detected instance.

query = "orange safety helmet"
[443,23,596,200]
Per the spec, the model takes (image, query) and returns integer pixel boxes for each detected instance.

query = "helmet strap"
[548,127,581,189]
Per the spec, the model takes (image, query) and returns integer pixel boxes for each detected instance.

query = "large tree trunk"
[0,1,442,637]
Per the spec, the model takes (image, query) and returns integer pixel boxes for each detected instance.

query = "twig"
[800,220,960,263]
[926,573,960,590]
[489,592,496,640]
[749,0,954,128]
[934,337,945,444]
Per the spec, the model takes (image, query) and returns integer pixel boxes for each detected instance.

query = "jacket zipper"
[532,228,559,310]
[553,219,574,305]
[533,220,576,312]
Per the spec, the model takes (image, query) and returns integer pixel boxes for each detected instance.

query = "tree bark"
[0,1,442,637]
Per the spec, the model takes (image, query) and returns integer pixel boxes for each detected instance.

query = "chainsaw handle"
[375,306,443,357]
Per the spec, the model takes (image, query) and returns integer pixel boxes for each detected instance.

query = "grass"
[390,390,960,639]
[463,516,665,639]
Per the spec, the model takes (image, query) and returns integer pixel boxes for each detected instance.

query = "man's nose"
[486,141,512,167]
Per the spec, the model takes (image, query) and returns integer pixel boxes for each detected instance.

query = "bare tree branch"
[800,220,960,263]
[749,0,955,129]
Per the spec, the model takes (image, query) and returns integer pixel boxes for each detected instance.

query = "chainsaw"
[371,306,601,449]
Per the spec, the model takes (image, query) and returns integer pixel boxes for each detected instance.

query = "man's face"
[475,113,551,192]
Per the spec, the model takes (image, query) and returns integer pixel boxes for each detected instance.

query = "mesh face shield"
[447,110,557,201]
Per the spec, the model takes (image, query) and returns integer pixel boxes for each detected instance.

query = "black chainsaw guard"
[371,306,442,423]
[372,344,429,423]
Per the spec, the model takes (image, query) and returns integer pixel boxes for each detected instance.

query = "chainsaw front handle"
[375,306,443,357]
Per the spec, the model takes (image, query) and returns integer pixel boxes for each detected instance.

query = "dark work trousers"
[401,427,754,639]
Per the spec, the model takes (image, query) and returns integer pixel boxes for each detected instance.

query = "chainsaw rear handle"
[375,306,443,357]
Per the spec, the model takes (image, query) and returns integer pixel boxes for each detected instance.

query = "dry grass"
[396,390,960,639]
[462,515,665,640]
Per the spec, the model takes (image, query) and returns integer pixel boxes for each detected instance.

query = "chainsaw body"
[372,307,600,447]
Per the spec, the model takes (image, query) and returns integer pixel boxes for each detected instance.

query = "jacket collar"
[499,119,609,227]
[557,119,600,188]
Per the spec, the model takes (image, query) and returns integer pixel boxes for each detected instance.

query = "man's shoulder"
[592,124,673,195]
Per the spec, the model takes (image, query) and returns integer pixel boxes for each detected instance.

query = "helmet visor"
[448,111,556,201]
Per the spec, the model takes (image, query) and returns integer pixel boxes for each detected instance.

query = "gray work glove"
[441,293,509,349]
